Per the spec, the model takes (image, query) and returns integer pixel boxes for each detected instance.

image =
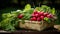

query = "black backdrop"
[0,0,60,10]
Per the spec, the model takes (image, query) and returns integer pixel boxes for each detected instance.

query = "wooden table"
[0,30,60,34]
[0,27,60,34]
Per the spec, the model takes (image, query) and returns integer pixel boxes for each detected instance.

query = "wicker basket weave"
[19,20,54,31]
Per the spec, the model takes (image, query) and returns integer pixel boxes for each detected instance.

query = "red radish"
[18,14,24,19]
[44,12,49,17]
[31,14,35,17]
[47,14,53,18]
[32,11,39,17]
[40,16,44,20]
[33,11,38,14]
[37,17,41,21]
[30,17,37,21]
[39,12,44,16]
[35,14,39,17]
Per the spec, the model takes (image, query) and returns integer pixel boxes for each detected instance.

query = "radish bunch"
[17,10,53,21]
[30,10,53,21]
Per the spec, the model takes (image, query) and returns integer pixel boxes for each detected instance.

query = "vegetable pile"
[0,4,56,31]
[30,10,53,21]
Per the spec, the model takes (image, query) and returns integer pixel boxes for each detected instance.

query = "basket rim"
[19,20,43,24]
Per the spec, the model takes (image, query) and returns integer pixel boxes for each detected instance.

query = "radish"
[44,12,49,17]
[35,13,39,17]
[31,14,35,17]
[18,14,24,19]
[39,12,44,16]
[33,11,38,14]
[40,16,44,20]
[30,17,37,21]
[37,17,41,21]
[47,14,53,18]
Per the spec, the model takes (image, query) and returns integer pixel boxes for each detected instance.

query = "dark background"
[0,0,60,10]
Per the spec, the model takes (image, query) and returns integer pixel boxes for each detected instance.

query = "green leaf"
[2,13,11,19]
[24,4,31,11]
[22,13,31,20]
[4,23,15,31]
[51,8,55,15]
[44,17,49,21]
[35,7,40,11]
[0,11,20,31]
[48,19,52,23]
[23,8,34,14]
[40,5,49,12]
[40,5,52,13]
[44,17,51,23]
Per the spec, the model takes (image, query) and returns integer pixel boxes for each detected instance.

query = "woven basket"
[19,20,54,31]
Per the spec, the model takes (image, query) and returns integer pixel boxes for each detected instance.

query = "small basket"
[19,20,54,31]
